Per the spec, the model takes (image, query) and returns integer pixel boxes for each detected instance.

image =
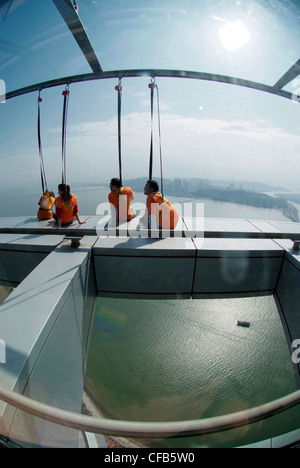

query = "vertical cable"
[149,80,155,181]
[62,85,70,185]
[115,79,123,185]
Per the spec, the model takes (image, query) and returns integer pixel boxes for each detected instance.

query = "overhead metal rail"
[1,68,300,105]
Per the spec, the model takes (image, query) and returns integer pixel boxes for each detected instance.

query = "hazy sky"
[1,0,300,191]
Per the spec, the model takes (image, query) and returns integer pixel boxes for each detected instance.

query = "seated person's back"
[143,180,179,230]
[108,178,134,224]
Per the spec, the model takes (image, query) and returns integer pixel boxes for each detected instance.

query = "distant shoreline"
[0,182,297,222]
[124,178,299,223]
[189,189,299,223]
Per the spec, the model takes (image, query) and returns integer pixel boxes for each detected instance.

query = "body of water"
[0,184,292,222]
[85,295,299,448]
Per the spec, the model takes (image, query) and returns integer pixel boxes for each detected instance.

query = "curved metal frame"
[0,384,300,439]
[0,69,299,103]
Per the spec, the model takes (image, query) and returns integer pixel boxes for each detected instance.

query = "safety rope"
[148,79,164,200]
[37,91,48,194]
[62,85,70,185]
[115,79,123,185]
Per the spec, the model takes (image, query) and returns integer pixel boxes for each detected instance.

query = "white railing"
[0,384,300,439]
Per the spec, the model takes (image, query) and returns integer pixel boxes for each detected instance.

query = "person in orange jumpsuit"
[108,178,135,225]
[37,190,55,220]
[141,179,179,230]
[55,184,86,229]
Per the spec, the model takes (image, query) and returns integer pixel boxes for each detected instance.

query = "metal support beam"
[52,0,102,74]
[274,58,300,90]
[1,69,299,104]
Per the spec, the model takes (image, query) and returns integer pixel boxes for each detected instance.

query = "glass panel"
[79,0,300,85]
[0,0,300,92]
[0,0,91,93]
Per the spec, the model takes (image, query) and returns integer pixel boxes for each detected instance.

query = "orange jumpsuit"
[108,187,134,222]
[37,192,55,220]
[55,194,78,225]
[146,192,179,230]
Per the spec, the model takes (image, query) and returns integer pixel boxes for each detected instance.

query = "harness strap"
[148,79,164,201]
[63,200,75,212]
[113,187,132,208]
[156,85,164,201]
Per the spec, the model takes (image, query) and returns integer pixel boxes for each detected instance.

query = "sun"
[218,20,251,51]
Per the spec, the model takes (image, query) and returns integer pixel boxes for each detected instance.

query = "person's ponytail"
[58,183,71,202]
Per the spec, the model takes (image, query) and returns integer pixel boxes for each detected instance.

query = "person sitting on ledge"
[140,179,179,230]
[37,190,55,220]
[108,178,135,226]
[54,183,86,229]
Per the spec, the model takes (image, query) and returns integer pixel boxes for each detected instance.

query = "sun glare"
[218,20,251,51]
